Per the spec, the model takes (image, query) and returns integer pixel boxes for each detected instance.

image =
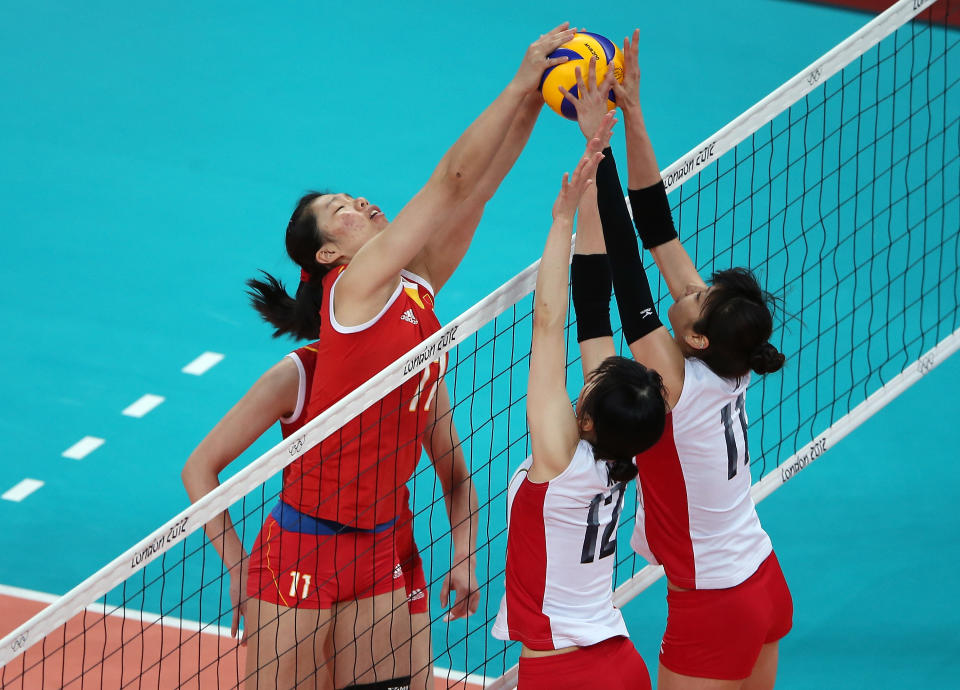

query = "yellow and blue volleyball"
[540,32,624,120]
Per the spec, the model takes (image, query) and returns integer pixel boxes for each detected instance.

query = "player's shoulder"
[290,341,320,370]
[268,354,301,381]
[686,357,748,394]
[252,355,303,408]
[400,269,436,298]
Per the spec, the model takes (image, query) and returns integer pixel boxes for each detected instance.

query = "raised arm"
[614,29,704,302]
[561,58,618,379]
[562,53,684,407]
[572,183,616,378]
[410,92,544,292]
[338,25,577,313]
[527,125,607,482]
[181,358,299,640]
[422,380,480,620]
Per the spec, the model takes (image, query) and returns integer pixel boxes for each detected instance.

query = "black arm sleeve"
[595,148,663,345]
[627,182,677,249]
[571,254,613,343]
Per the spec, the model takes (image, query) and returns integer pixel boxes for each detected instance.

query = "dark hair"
[246,191,331,340]
[693,267,786,379]
[579,356,667,483]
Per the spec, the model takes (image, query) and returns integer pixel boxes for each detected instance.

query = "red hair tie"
[300,269,311,283]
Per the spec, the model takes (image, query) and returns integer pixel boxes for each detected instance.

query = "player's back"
[632,357,771,589]
[493,440,629,651]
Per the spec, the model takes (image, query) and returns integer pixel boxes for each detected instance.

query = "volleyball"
[540,31,625,120]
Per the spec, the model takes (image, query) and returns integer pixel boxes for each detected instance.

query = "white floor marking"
[182,352,224,376]
[0,581,486,685]
[2,479,44,502]
[122,394,165,418]
[62,436,105,460]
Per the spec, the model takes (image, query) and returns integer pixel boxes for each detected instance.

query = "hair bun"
[750,342,786,375]
[608,457,638,483]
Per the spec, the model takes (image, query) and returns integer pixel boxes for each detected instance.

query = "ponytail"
[246,271,324,340]
[247,191,332,340]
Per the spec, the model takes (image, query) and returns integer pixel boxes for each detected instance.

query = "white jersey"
[631,358,772,589]
[492,440,629,650]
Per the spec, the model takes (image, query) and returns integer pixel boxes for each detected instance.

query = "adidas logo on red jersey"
[400,308,418,325]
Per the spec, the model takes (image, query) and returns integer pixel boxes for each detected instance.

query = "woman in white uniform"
[561,32,793,690]
[492,114,666,690]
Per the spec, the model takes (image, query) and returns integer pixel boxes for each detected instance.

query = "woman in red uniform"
[492,117,666,690]
[562,35,793,690]
[182,24,577,690]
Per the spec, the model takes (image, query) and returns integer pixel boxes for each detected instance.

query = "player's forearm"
[181,461,246,572]
[572,185,616,376]
[424,401,478,559]
[595,148,664,345]
[432,80,529,202]
[367,82,531,284]
[473,92,542,203]
[417,93,542,291]
[649,239,705,300]
[621,104,662,190]
[205,512,247,574]
[533,217,575,333]
[445,477,479,559]
[574,184,606,255]
[619,106,701,300]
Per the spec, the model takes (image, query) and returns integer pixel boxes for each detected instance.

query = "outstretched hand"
[552,112,615,221]
[558,55,618,140]
[514,22,578,92]
[612,29,641,112]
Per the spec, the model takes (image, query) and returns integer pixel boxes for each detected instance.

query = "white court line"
[0,583,488,684]
[0,584,58,604]
[182,352,224,376]
[434,665,493,687]
[122,394,165,418]
[2,479,44,502]
[62,436,104,460]
[0,583,232,637]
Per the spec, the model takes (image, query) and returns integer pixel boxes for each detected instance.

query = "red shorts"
[395,502,428,615]
[247,510,403,610]
[660,551,793,680]
[517,636,650,689]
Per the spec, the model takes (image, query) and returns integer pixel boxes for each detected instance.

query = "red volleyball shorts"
[660,551,793,680]
[517,636,651,690]
[395,501,429,615]
[247,506,403,610]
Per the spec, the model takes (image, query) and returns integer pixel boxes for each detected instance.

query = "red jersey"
[279,343,319,491]
[283,266,445,528]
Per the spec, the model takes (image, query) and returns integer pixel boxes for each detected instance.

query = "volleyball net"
[2,0,958,687]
